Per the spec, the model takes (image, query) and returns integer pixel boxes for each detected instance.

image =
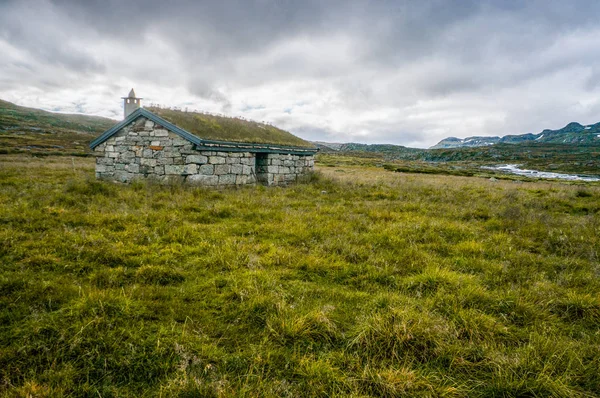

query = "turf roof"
[146,107,315,149]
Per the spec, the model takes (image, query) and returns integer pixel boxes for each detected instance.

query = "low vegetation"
[0,99,115,156]
[1,154,599,396]
[320,142,600,176]
[146,107,315,148]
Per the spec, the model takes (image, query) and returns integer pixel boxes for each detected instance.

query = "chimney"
[122,88,142,119]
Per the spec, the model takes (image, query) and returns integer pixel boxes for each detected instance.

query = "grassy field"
[1,154,599,397]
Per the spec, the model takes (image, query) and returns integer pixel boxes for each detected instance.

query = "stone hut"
[90,90,317,186]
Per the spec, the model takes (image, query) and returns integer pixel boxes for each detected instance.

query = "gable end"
[90,108,200,149]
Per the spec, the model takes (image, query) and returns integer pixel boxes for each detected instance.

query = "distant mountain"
[431,122,600,149]
[312,141,345,152]
[311,141,423,157]
[430,136,500,149]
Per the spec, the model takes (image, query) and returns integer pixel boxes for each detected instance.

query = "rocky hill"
[429,136,500,149]
[311,141,424,157]
[431,122,600,149]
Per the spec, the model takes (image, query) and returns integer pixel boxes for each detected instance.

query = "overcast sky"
[2,0,600,148]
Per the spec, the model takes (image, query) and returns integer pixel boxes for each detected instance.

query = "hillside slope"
[0,99,116,155]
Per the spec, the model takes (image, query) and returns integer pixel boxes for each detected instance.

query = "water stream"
[481,164,600,182]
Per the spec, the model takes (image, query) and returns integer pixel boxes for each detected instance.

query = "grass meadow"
[1,155,599,397]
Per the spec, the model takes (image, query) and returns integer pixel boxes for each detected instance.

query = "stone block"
[96,164,108,173]
[230,164,243,174]
[114,171,130,183]
[283,160,294,167]
[284,174,296,182]
[172,138,188,146]
[114,145,129,152]
[162,175,184,184]
[267,166,279,173]
[141,158,157,167]
[186,155,208,164]
[154,129,169,137]
[162,150,179,158]
[173,157,184,165]
[271,159,282,166]
[214,164,230,175]
[183,164,198,175]
[217,152,229,157]
[115,163,126,170]
[242,165,253,175]
[209,156,226,164]
[236,174,248,185]
[199,164,214,175]
[145,120,155,129]
[226,157,240,164]
[97,157,114,165]
[219,174,236,185]
[142,149,153,158]
[154,166,165,175]
[187,174,219,185]
[240,157,254,165]
[159,158,176,166]
[165,165,184,175]
[125,163,140,173]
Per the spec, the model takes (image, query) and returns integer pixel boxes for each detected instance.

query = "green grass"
[1,155,599,397]
[147,107,315,148]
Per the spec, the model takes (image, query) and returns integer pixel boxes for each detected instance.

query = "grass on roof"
[146,107,315,148]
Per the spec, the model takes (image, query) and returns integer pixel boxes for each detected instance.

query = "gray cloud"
[1,0,600,147]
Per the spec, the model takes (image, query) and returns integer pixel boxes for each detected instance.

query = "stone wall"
[93,116,314,186]
[256,153,315,185]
